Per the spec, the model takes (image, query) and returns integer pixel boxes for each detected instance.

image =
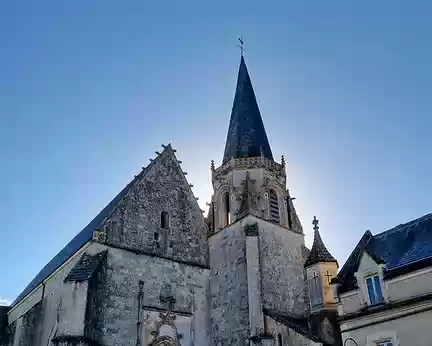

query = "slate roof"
[264,308,323,344]
[222,56,274,164]
[333,213,432,294]
[304,228,338,268]
[64,250,107,282]
[11,149,162,307]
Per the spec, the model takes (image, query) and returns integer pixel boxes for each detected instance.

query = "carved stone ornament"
[148,311,182,346]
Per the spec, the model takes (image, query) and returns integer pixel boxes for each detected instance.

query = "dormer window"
[366,274,383,305]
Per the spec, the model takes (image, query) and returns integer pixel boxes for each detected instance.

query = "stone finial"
[211,160,215,171]
[305,215,338,268]
[312,216,319,232]
[281,155,285,166]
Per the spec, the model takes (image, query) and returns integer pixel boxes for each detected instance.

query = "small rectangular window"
[366,274,384,305]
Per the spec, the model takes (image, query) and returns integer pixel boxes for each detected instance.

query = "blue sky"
[1,0,432,304]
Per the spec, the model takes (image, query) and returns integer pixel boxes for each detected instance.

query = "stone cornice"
[213,157,284,180]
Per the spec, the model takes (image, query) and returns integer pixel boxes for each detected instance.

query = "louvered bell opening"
[269,190,280,224]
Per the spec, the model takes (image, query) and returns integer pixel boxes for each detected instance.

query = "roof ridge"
[374,213,432,238]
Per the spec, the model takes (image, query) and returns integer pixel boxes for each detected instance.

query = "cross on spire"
[312,216,319,232]
[237,36,246,56]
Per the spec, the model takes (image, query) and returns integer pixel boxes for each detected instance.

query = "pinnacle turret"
[305,216,338,267]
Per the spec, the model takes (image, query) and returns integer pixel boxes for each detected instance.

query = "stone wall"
[7,243,108,346]
[100,148,209,268]
[386,268,432,302]
[13,301,44,346]
[84,253,107,342]
[259,219,308,317]
[96,244,210,346]
[209,221,249,346]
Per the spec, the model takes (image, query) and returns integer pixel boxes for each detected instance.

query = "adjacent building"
[332,213,432,346]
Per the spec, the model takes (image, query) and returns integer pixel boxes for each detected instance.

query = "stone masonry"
[3,56,341,346]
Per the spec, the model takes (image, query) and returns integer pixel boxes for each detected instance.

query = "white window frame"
[366,330,399,346]
[365,274,384,306]
[354,264,388,306]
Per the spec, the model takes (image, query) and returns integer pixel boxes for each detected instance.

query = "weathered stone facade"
[209,220,249,345]
[3,56,340,346]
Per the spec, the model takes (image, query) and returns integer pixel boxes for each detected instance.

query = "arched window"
[278,333,283,346]
[269,189,280,223]
[223,192,230,227]
[161,211,169,229]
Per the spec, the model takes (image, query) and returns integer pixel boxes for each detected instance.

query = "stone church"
[1,56,342,346]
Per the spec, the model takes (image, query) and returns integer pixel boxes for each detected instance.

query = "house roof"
[222,56,273,164]
[333,213,432,294]
[11,148,163,307]
[264,308,323,344]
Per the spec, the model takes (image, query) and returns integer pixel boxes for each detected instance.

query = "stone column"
[244,223,265,338]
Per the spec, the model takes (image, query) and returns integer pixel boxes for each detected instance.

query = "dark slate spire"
[222,56,274,164]
[305,216,338,268]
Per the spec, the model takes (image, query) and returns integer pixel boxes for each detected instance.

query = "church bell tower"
[208,55,308,346]
[208,56,302,234]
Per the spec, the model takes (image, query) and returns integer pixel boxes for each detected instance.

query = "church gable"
[97,145,209,267]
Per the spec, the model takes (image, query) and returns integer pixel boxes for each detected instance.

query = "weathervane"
[237,36,246,56]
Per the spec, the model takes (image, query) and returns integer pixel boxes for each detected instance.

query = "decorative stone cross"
[312,216,319,232]
[325,270,333,285]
